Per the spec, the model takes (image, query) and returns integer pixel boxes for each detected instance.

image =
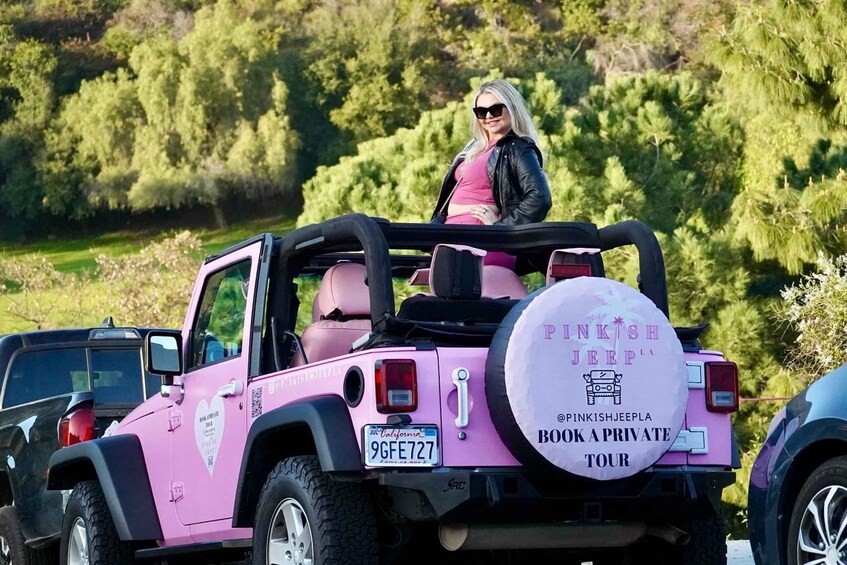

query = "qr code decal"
[251,387,263,418]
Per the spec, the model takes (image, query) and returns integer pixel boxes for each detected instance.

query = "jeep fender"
[47,434,162,541]
[233,395,361,527]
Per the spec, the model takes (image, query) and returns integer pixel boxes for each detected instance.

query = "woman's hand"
[472,204,501,225]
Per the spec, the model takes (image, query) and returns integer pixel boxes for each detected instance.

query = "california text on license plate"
[363,425,439,467]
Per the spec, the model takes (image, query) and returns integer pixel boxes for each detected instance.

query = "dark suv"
[0,321,162,564]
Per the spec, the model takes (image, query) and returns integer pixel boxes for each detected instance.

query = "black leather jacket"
[431,131,552,225]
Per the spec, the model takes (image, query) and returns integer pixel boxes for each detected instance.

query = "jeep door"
[170,236,271,526]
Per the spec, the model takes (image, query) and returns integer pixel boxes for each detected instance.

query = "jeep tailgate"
[437,347,520,467]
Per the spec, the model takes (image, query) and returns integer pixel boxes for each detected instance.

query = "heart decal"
[195,395,225,476]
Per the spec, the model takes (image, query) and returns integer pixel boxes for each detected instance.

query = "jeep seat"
[482,265,528,299]
[299,262,371,363]
[397,245,523,325]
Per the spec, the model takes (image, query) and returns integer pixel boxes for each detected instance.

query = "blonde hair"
[465,79,540,163]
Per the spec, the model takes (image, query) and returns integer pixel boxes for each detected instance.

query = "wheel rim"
[266,498,313,565]
[0,535,11,565]
[797,484,847,564]
[67,517,89,565]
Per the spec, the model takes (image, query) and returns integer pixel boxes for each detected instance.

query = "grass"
[0,211,299,332]
[0,213,298,274]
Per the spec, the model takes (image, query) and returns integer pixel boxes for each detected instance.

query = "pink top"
[445,145,496,226]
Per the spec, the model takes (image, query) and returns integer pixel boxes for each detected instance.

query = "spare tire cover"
[485,277,688,480]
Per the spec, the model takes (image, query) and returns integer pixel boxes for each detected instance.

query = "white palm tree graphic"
[579,285,648,404]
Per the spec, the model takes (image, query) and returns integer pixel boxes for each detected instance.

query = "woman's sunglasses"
[472,103,506,119]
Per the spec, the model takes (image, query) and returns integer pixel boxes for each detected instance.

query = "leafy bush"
[0,231,202,330]
[95,230,202,327]
[0,254,86,328]
[778,252,847,384]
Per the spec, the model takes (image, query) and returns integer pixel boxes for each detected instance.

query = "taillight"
[549,264,592,280]
[375,360,417,413]
[705,361,739,413]
[58,407,96,447]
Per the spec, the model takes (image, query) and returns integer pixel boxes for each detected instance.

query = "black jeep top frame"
[261,214,668,361]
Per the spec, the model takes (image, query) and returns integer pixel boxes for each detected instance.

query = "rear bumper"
[377,466,735,524]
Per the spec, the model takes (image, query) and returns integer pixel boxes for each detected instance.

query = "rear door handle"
[452,368,470,428]
[217,380,244,398]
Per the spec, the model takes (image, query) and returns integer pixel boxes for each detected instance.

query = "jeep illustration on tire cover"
[583,369,622,405]
[487,277,688,480]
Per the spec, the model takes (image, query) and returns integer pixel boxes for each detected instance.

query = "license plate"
[363,425,439,467]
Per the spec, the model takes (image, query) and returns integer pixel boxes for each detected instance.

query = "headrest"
[314,262,370,320]
[546,248,599,285]
[429,244,485,299]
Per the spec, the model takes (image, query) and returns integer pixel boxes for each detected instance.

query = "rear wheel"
[252,456,378,565]
[0,505,57,565]
[788,456,847,565]
[681,511,727,565]
[59,482,134,565]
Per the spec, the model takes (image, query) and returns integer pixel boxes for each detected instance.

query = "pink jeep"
[47,215,739,564]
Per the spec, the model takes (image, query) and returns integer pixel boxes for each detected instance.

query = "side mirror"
[145,331,183,384]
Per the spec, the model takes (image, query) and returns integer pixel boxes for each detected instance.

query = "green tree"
[41,0,300,225]
[0,25,58,236]
[545,71,743,233]
[712,0,847,129]
[301,0,442,146]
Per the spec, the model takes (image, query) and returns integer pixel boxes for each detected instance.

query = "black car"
[0,321,163,564]
[748,364,847,565]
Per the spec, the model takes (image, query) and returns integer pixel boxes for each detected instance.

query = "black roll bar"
[275,214,395,332]
[597,220,668,318]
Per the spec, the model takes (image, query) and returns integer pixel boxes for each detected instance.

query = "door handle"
[216,380,244,398]
[451,368,470,428]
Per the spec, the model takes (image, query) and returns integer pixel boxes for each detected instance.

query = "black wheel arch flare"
[232,395,362,528]
[46,434,162,541]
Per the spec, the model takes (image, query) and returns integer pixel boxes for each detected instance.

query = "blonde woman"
[431,79,552,227]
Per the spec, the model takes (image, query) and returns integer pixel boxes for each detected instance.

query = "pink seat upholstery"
[299,263,371,364]
[482,265,527,299]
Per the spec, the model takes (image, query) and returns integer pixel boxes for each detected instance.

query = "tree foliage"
[0,25,57,236]
[42,0,300,223]
[712,0,847,128]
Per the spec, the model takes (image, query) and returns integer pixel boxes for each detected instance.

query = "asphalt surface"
[727,540,754,564]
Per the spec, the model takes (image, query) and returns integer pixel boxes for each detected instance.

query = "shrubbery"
[0,231,202,329]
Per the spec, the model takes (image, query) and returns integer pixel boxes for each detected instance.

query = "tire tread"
[61,481,134,565]
[255,455,378,564]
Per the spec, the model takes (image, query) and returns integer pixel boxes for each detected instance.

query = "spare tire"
[485,277,688,480]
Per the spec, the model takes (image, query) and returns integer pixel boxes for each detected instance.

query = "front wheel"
[788,456,847,565]
[252,456,378,565]
[59,482,134,565]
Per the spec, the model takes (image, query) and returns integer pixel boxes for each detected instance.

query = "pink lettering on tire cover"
[501,277,688,480]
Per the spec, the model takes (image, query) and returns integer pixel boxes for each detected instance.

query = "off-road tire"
[252,455,378,565]
[681,512,727,565]
[787,456,847,565]
[59,481,134,565]
[0,505,57,565]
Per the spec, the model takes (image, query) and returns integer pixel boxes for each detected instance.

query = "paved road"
[727,540,754,564]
